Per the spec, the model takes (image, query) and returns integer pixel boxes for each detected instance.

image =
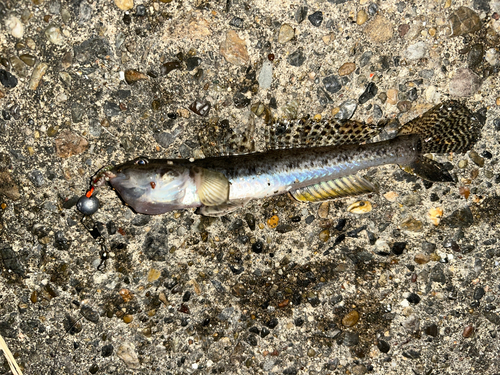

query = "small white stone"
[117,342,140,369]
[45,25,64,45]
[405,41,427,60]
[56,92,68,102]
[375,239,390,253]
[258,61,272,89]
[485,48,499,66]
[5,16,24,38]
[424,85,441,103]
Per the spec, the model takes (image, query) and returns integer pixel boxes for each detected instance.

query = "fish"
[92,101,484,217]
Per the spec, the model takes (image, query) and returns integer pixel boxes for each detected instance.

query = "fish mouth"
[91,165,118,187]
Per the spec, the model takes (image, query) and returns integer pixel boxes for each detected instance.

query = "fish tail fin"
[397,101,484,182]
[398,100,484,154]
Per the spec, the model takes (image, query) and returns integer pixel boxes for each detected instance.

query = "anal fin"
[290,175,378,203]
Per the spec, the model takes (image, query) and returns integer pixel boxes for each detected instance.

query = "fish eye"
[135,158,149,165]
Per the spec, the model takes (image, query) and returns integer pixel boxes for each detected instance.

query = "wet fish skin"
[102,135,419,215]
[93,100,484,216]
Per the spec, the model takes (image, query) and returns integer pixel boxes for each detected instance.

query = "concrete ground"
[1,0,500,374]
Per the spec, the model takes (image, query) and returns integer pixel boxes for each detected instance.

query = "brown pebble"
[159,292,168,305]
[54,130,89,158]
[30,290,38,303]
[278,299,289,308]
[363,15,394,43]
[459,186,470,200]
[318,202,330,218]
[124,69,148,84]
[430,253,441,262]
[428,207,443,226]
[462,325,474,338]
[114,0,133,10]
[397,100,412,112]
[0,170,20,200]
[449,7,481,37]
[356,9,368,25]
[19,54,36,67]
[338,62,356,76]
[319,229,330,242]
[398,24,410,38]
[401,217,423,232]
[342,310,360,327]
[386,88,398,105]
[123,314,133,324]
[414,253,430,264]
[220,30,249,66]
[468,150,484,167]
[147,268,161,282]
[318,219,332,228]
[28,62,48,90]
[119,288,134,303]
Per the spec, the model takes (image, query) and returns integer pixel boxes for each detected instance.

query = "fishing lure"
[90,100,483,217]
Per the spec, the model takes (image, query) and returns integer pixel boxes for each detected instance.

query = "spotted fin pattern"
[398,100,483,154]
[199,119,255,157]
[265,117,384,150]
[290,174,378,203]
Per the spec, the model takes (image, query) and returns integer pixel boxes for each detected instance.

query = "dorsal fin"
[265,118,384,150]
[199,116,385,157]
[198,118,256,157]
[290,174,378,202]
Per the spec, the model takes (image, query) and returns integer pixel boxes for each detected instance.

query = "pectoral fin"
[193,167,230,206]
[290,175,378,202]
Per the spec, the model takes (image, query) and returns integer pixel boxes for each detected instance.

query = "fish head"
[102,158,199,214]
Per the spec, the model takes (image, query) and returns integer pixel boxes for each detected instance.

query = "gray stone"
[430,264,446,284]
[323,75,342,94]
[29,170,44,187]
[288,48,306,67]
[449,68,482,97]
[334,100,357,120]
